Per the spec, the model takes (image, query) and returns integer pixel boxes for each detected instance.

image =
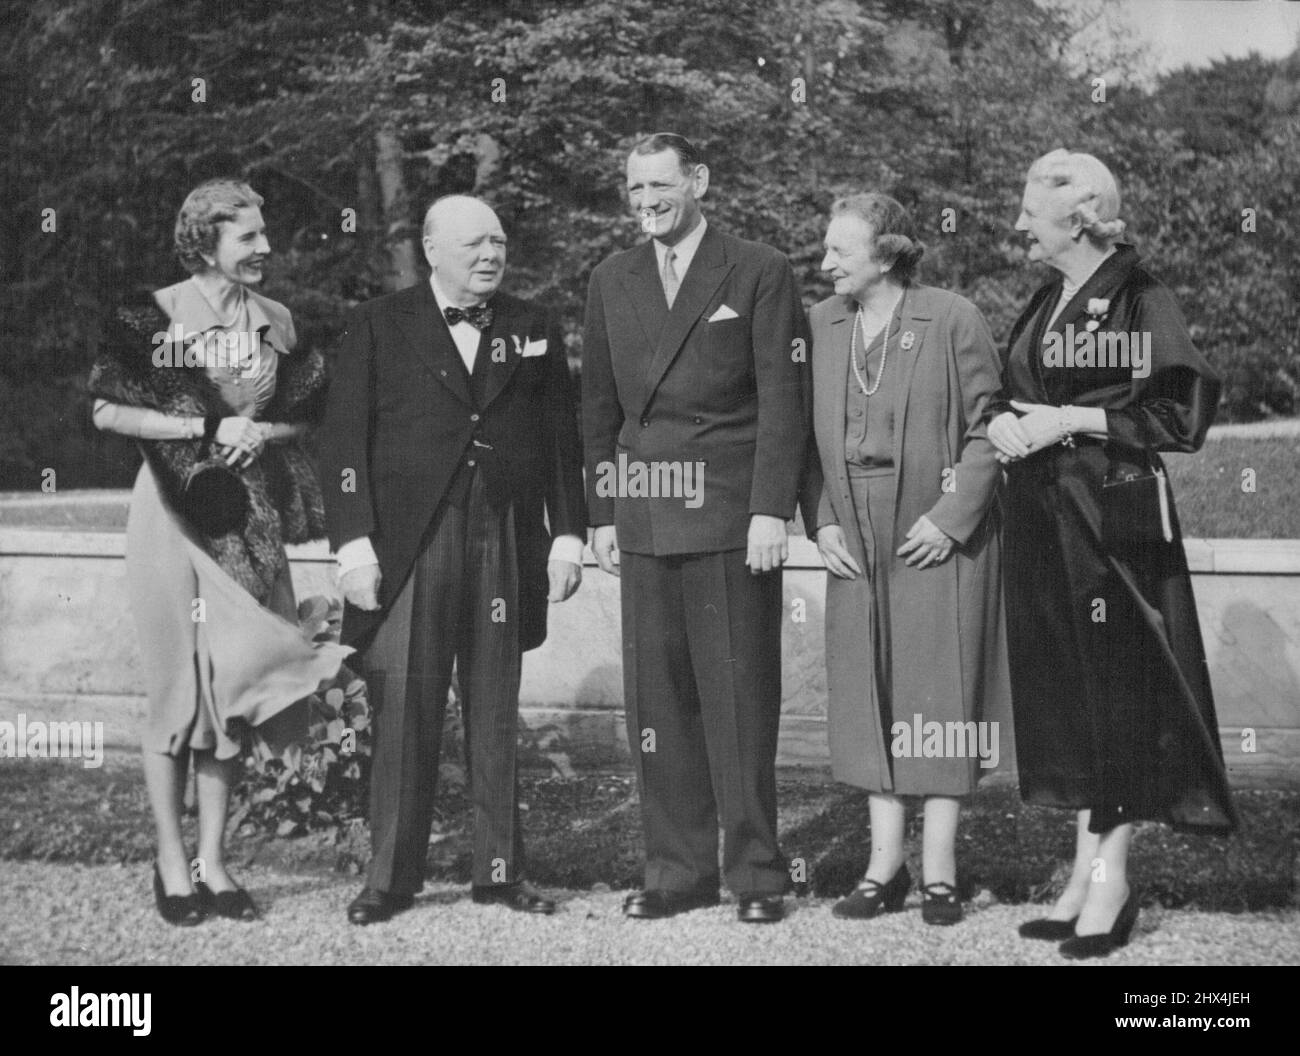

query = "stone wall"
[1,515,1297,787]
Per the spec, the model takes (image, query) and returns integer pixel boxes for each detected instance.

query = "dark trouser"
[620,548,786,898]
[363,471,524,894]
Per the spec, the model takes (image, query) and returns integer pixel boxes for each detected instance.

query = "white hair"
[1026,149,1126,245]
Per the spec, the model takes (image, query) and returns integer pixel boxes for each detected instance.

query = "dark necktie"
[445,303,494,329]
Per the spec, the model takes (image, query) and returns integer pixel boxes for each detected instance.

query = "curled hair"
[1025,149,1126,245]
[630,132,704,175]
[829,192,926,282]
[173,178,264,274]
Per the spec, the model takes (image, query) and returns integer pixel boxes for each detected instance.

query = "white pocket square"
[515,336,548,357]
[707,304,739,322]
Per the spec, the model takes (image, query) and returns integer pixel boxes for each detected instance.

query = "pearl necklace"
[850,300,899,397]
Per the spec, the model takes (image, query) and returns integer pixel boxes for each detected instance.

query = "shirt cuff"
[336,536,378,576]
[548,534,585,566]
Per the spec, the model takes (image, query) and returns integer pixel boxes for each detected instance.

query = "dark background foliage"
[2,0,1296,489]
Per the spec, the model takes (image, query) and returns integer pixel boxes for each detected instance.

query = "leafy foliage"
[3,0,1297,489]
[230,595,373,839]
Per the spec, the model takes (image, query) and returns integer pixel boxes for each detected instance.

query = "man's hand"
[897,514,954,569]
[747,514,788,573]
[341,562,381,610]
[592,525,620,577]
[548,559,582,602]
[815,524,863,580]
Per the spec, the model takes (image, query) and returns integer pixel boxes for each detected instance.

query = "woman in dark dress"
[988,150,1236,959]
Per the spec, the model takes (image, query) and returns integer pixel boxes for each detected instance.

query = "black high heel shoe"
[195,881,260,921]
[921,881,963,925]
[1059,888,1140,959]
[152,865,205,926]
[1018,916,1079,940]
[832,864,911,919]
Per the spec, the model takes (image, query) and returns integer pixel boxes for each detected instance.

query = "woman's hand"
[898,514,954,569]
[988,410,1031,463]
[1007,400,1069,456]
[214,416,266,469]
[815,524,863,580]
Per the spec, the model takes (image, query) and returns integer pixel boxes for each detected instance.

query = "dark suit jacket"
[318,280,586,652]
[581,226,807,554]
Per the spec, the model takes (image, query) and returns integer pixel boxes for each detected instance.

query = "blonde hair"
[1025,150,1125,245]
[174,178,264,273]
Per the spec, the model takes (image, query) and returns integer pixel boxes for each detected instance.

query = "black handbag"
[1101,450,1173,550]
[178,417,250,536]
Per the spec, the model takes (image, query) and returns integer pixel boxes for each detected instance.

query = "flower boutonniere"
[900,330,916,351]
[1084,297,1110,333]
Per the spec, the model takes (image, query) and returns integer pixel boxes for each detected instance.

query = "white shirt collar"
[654,216,707,277]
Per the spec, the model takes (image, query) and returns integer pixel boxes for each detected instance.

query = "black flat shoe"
[921,881,963,925]
[195,881,260,921]
[471,881,556,915]
[347,886,414,926]
[1059,888,1140,960]
[832,864,911,919]
[623,888,720,919]
[737,896,784,923]
[1018,916,1079,940]
[152,865,204,927]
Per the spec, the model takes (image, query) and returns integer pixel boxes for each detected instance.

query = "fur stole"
[88,294,329,603]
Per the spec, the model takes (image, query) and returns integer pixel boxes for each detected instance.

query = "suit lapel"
[820,298,853,469]
[477,298,528,410]
[1040,244,1139,341]
[639,228,735,414]
[890,285,932,508]
[395,282,473,407]
[620,242,669,350]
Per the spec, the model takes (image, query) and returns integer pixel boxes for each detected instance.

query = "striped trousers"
[362,470,524,894]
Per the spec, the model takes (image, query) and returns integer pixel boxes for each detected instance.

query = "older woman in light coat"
[802,193,1010,925]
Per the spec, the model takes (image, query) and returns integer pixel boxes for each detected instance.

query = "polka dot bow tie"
[444,304,494,329]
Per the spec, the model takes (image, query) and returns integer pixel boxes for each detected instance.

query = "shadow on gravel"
[2,755,1294,912]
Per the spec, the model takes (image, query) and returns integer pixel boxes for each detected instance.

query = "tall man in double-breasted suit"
[582,134,807,923]
[319,195,586,924]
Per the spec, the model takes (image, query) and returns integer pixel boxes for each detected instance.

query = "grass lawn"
[3,754,1294,912]
[1164,435,1300,539]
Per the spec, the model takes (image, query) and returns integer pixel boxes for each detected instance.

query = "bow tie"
[444,304,494,329]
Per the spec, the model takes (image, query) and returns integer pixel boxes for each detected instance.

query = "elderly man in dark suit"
[582,133,807,923]
[319,194,586,924]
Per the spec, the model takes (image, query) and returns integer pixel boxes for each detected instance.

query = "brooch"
[1084,297,1110,333]
[900,331,915,350]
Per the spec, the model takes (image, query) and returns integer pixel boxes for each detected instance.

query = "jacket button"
[640,417,649,427]
[694,416,703,424]
[440,369,447,376]
[467,459,476,467]
[470,413,480,422]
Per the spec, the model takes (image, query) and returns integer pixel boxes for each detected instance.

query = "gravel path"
[2,862,1295,966]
